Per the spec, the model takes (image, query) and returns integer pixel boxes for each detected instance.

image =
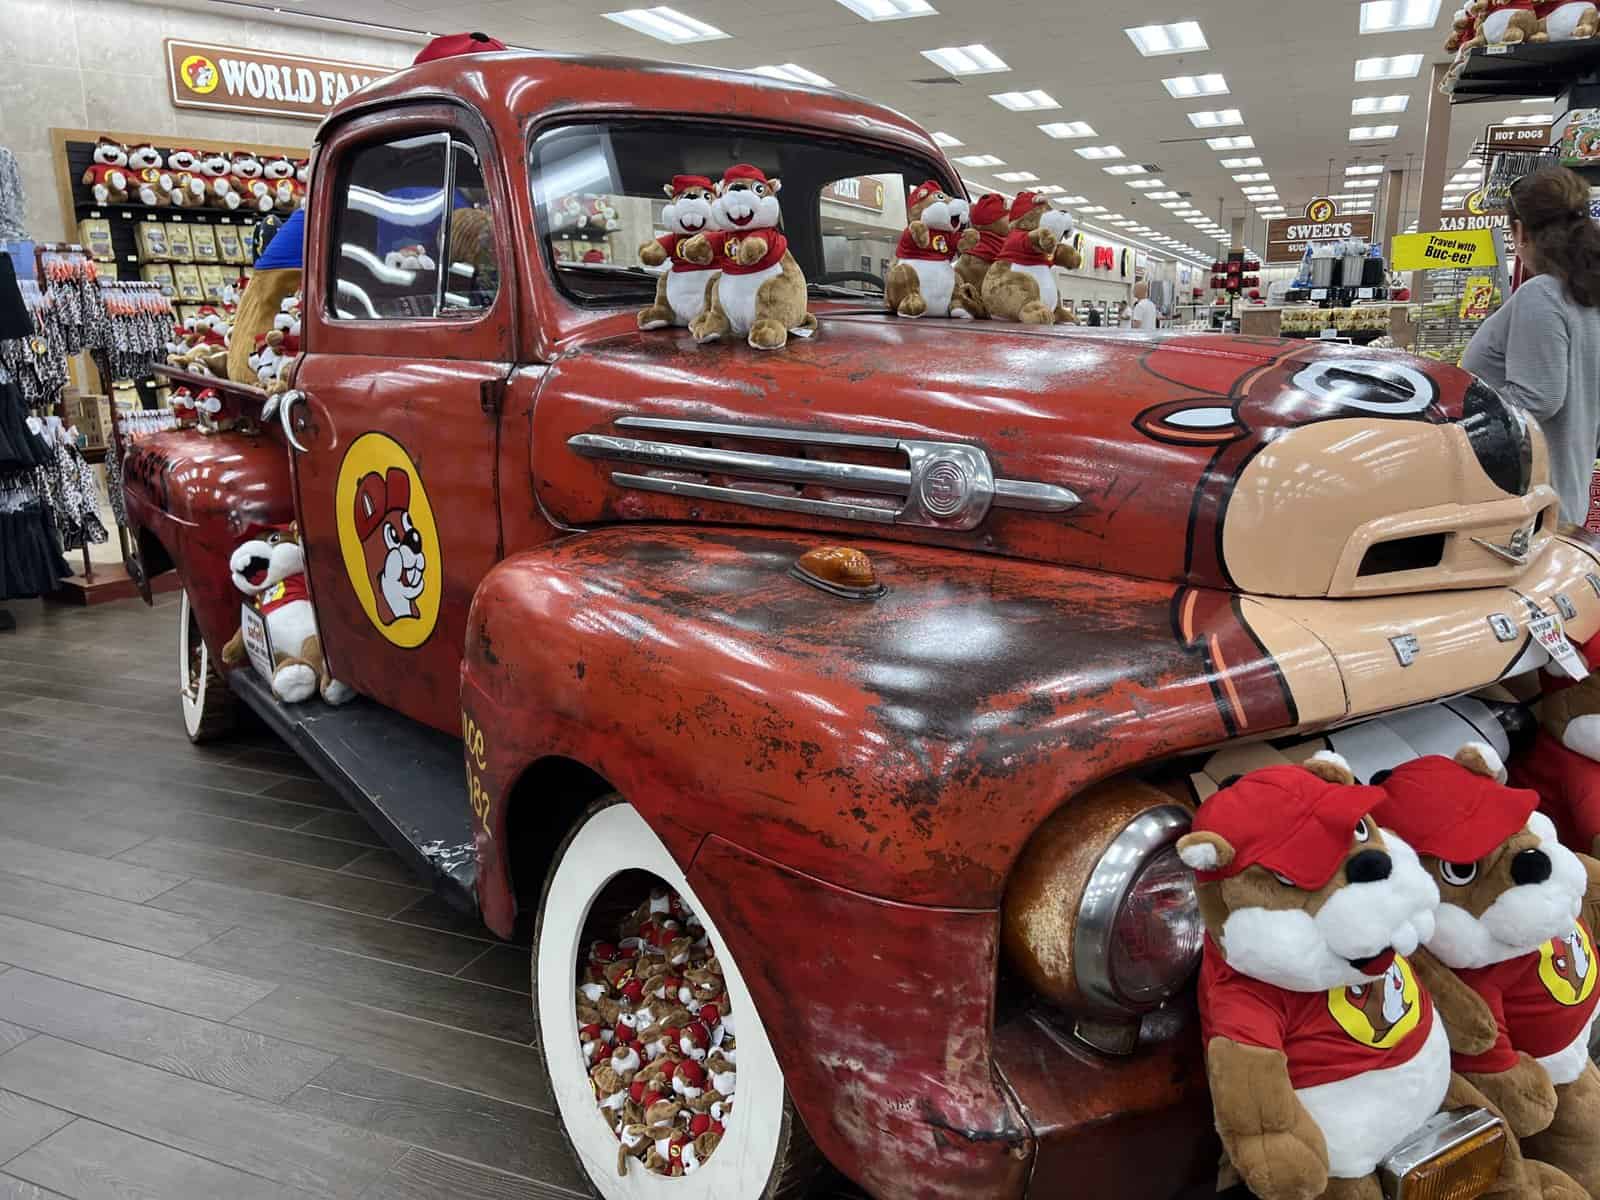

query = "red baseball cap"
[413,31,507,64]
[971,193,1007,225]
[353,467,409,541]
[908,180,944,209]
[670,175,713,196]
[1008,191,1040,221]
[1372,756,1539,863]
[1189,764,1386,888]
[721,163,771,188]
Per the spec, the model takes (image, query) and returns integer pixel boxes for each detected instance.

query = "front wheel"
[533,797,820,1198]
[179,589,235,743]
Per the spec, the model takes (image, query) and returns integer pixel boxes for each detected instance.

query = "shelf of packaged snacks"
[1239,303,1410,340]
[1447,39,1600,102]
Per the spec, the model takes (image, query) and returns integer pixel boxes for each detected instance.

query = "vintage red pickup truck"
[119,46,1600,1200]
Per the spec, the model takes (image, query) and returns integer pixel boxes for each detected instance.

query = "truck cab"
[120,47,1600,1200]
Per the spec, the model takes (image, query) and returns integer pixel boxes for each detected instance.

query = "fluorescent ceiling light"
[1038,120,1096,139]
[991,89,1059,111]
[921,44,1008,75]
[1350,124,1399,141]
[1185,216,1209,224]
[932,131,963,147]
[1241,184,1276,194]
[1354,54,1423,81]
[1233,172,1271,182]
[1207,135,1255,150]
[1173,206,1200,214]
[1103,164,1148,175]
[1220,156,1263,169]
[1079,205,1109,214]
[1163,73,1228,98]
[1189,108,1244,129]
[1346,163,1385,175]
[1076,145,1124,160]
[1148,190,1180,199]
[953,153,1004,166]
[832,0,936,19]
[1161,200,1188,208]
[748,63,834,86]
[1451,171,1480,183]
[1352,94,1410,114]
[1347,179,1380,189]
[1502,113,1552,125]
[1057,195,1088,205]
[1522,95,1557,103]
[1127,178,1166,189]
[602,6,728,42]
[1326,192,1372,200]
[1125,21,1208,55]
[1359,0,1441,33]
[994,170,1038,182]
[1031,185,1065,195]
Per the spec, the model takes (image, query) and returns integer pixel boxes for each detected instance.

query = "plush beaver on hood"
[1179,753,1550,1200]
[636,175,724,331]
[953,193,1008,319]
[884,180,973,319]
[1374,743,1600,1197]
[980,192,1075,324]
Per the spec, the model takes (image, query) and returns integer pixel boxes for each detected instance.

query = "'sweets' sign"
[1264,198,1375,264]
[165,39,391,121]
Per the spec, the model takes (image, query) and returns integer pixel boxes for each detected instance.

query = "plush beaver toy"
[1373,744,1600,1197]
[980,192,1075,325]
[1178,753,1548,1200]
[1507,631,1600,860]
[884,180,973,319]
[636,175,724,331]
[684,164,816,351]
[953,193,1008,319]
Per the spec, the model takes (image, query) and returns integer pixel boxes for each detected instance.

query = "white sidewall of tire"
[178,589,208,739]
[538,804,785,1198]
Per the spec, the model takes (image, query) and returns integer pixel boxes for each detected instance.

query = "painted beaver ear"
[1132,398,1247,446]
[1303,749,1356,786]
[1178,830,1235,872]
[1454,740,1506,783]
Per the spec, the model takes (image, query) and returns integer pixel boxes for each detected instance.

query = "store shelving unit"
[1448,39,1600,103]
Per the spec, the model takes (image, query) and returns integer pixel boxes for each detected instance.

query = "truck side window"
[329,132,448,320]
[442,139,499,312]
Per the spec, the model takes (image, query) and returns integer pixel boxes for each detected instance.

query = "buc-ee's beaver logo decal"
[1328,955,1423,1049]
[1539,924,1598,1007]
[335,432,440,648]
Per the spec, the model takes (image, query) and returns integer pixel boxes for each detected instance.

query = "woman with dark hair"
[1463,166,1600,524]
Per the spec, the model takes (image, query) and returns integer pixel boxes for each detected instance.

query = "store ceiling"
[204,0,1540,268]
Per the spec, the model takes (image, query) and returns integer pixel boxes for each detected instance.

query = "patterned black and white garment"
[0,365,70,600]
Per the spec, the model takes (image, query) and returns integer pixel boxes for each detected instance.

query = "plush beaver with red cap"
[637,175,724,331]
[953,193,1008,319]
[884,181,972,319]
[1373,743,1600,1196]
[980,192,1076,324]
[413,31,507,64]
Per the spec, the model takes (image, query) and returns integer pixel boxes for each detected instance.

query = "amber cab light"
[1379,1108,1505,1200]
[792,545,884,599]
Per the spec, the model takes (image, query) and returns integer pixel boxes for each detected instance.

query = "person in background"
[1463,167,1600,525]
[1130,280,1160,331]
[1085,305,1102,327]
[1116,301,1132,328]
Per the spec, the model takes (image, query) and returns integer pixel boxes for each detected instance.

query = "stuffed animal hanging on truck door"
[1177,754,1538,1200]
[685,164,816,351]
[884,180,973,319]
[1373,744,1600,1197]
[980,192,1076,325]
[222,525,355,706]
[636,175,724,330]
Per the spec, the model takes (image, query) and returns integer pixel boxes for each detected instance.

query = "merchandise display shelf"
[1447,40,1600,102]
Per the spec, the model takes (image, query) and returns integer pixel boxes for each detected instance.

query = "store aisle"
[0,596,574,1200]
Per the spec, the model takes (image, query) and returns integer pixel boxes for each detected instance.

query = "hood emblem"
[1472,525,1533,566]
[1390,633,1421,667]
[1487,613,1518,642]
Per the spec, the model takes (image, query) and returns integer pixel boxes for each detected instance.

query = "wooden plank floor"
[0,594,582,1200]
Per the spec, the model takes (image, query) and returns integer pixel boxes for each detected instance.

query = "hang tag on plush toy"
[1532,612,1590,680]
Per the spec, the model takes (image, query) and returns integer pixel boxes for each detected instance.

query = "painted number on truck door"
[462,711,491,839]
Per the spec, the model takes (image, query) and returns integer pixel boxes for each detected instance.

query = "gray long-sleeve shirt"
[1462,273,1600,523]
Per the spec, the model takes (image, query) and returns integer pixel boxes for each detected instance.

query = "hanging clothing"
[40,433,107,551]
[0,366,69,599]
[0,147,25,243]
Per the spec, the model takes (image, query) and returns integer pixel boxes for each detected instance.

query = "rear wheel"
[532,796,820,1198]
[179,589,235,743]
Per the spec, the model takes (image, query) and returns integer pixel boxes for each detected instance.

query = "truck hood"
[533,313,1556,598]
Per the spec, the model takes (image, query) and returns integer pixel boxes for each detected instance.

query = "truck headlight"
[1004,780,1203,1051]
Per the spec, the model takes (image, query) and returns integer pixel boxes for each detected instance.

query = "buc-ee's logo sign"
[180,54,220,94]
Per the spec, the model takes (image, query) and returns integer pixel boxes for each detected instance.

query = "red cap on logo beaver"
[1189,765,1386,888]
[907,180,944,209]
[1372,756,1539,863]
[353,467,410,541]
[1008,191,1041,221]
[669,175,713,196]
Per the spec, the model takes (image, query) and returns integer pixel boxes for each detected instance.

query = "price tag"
[1531,612,1589,680]
[239,602,276,682]
[1358,287,1374,299]
[1319,328,1339,339]
[1311,288,1328,300]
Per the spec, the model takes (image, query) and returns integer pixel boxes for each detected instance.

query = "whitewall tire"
[533,797,818,1199]
[179,589,235,743]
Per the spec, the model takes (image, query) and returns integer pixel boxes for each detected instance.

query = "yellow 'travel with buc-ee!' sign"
[1391,229,1500,271]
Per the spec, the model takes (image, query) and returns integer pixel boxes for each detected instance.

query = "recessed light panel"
[1502,113,1552,125]
[1038,120,1096,139]
[1189,108,1244,128]
[1349,124,1400,140]
[920,44,1008,75]
[991,90,1060,111]
[832,0,936,19]
[1233,172,1271,182]
[1125,21,1208,55]
[1160,200,1187,208]
[1076,145,1124,160]
[1354,54,1423,81]
[1031,185,1065,195]
[1057,195,1088,205]
[1352,94,1410,114]
[1103,164,1148,175]
[748,63,834,86]
[953,154,1005,167]
[1148,190,1179,199]
[602,6,728,43]
[1207,135,1255,150]
[1346,163,1385,175]
[1220,156,1264,169]
[932,131,963,147]
[1162,73,1228,98]
[994,170,1038,182]
[1359,0,1440,33]
[1127,179,1166,189]
[1079,205,1109,214]
[1347,179,1380,189]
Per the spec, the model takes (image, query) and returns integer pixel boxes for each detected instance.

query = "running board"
[226,669,479,913]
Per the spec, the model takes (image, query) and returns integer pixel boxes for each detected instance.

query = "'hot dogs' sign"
[165,39,392,121]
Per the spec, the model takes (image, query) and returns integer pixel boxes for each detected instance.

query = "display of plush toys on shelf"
[573,885,736,1178]
[229,151,274,213]
[197,150,239,210]
[227,267,302,387]
[1471,0,1545,44]
[384,244,437,271]
[636,174,725,331]
[1177,754,1534,1200]
[954,192,1009,320]
[222,525,355,705]
[685,164,816,351]
[126,144,172,207]
[587,196,621,232]
[551,194,587,233]
[165,149,205,208]
[81,137,130,205]
[262,155,298,214]
[884,180,974,320]
[1538,0,1600,39]
[247,331,290,393]
[981,192,1075,325]
[1372,745,1600,1197]
[273,294,302,356]
[1447,3,1481,49]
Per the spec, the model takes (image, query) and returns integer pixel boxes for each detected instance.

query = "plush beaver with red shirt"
[1373,743,1600,1196]
[952,193,1008,319]
[980,192,1075,324]
[884,180,973,319]
[636,175,724,331]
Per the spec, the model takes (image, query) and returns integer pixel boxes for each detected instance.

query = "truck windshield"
[528,120,955,306]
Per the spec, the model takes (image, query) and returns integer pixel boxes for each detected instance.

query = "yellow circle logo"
[335,432,441,648]
[180,54,220,95]
[1538,925,1597,1007]
[1307,198,1336,223]
[1327,955,1424,1049]
[1464,188,1490,216]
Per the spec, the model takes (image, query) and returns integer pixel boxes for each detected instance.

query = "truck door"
[288,105,512,733]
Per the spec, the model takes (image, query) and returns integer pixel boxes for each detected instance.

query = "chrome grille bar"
[568,434,908,496]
